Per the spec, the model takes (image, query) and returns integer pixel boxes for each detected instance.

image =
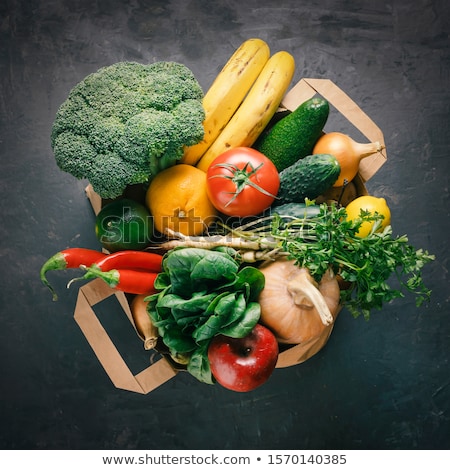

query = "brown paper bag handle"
[74,278,177,394]
[281,78,387,182]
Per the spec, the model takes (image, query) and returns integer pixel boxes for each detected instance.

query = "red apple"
[208,324,279,392]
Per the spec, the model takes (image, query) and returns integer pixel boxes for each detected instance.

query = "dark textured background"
[1,0,449,450]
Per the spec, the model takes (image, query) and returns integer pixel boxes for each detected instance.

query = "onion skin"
[258,259,340,344]
[313,132,384,187]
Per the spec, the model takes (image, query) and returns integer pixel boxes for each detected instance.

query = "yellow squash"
[196,50,295,172]
[181,38,270,166]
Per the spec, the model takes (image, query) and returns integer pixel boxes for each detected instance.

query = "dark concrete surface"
[1,0,449,450]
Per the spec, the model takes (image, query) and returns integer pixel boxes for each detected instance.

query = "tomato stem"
[209,161,278,207]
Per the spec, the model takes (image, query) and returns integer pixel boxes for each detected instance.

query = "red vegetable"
[80,267,158,295]
[206,147,280,217]
[89,250,163,272]
[40,248,106,300]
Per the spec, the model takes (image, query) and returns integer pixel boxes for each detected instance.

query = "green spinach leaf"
[163,247,239,295]
[234,266,265,301]
[187,342,214,384]
[192,292,245,342]
[219,301,261,338]
[159,324,197,354]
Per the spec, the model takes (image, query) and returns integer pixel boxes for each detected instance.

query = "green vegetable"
[51,61,205,199]
[160,203,435,320]
[146,247,265,384]
[254,97,330,171]
[276,154,341,205]
[270,202,321,220]
[95,198,153,251]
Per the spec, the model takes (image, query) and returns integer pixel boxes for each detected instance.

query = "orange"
[146,164,217,236]
[345,195,391,237]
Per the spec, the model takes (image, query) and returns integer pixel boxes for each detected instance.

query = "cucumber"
[275,153,341,205]
[254,97,330,172]
[257,202,320,232]
[271,202,321,219]
[253,109,291,147]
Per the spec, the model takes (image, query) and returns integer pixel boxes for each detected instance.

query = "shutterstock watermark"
[96,203,317,251]
[97,205,274,243]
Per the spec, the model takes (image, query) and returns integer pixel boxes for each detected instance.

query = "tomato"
[206,147,280,217]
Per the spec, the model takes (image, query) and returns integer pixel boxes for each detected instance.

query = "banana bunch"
[181,38,295,171]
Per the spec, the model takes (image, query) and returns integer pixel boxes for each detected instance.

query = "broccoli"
[51,61,205,199]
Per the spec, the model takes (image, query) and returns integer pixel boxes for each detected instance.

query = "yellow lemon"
[146,164,217,236]
[345,195,391,237]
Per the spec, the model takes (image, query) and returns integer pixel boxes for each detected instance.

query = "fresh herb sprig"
[271,203,435,319]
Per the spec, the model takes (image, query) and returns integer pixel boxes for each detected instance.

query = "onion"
[313,132,384,187]
[258,259,341,345]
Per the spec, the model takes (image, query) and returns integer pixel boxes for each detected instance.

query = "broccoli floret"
[51,61,205,198]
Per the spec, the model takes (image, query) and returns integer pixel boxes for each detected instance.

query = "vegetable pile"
[42,38,435,393]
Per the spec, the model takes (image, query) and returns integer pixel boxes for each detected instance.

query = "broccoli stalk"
[51,61,205,199]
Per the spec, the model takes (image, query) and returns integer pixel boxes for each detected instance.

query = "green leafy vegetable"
[271,203,435,319]
[188,343,214,385]
[146,247,265,384]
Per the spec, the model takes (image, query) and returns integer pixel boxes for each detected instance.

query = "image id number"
[268,454,347,465]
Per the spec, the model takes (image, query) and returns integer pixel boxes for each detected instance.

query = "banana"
[181,38,270,166]
[196,50,295,172]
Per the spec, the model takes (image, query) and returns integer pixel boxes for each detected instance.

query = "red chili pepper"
[81,266,158,295]
[40,248,106,301]
[90,250,163,273]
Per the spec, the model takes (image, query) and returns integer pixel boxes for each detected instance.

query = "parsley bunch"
[271,203,435,319]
